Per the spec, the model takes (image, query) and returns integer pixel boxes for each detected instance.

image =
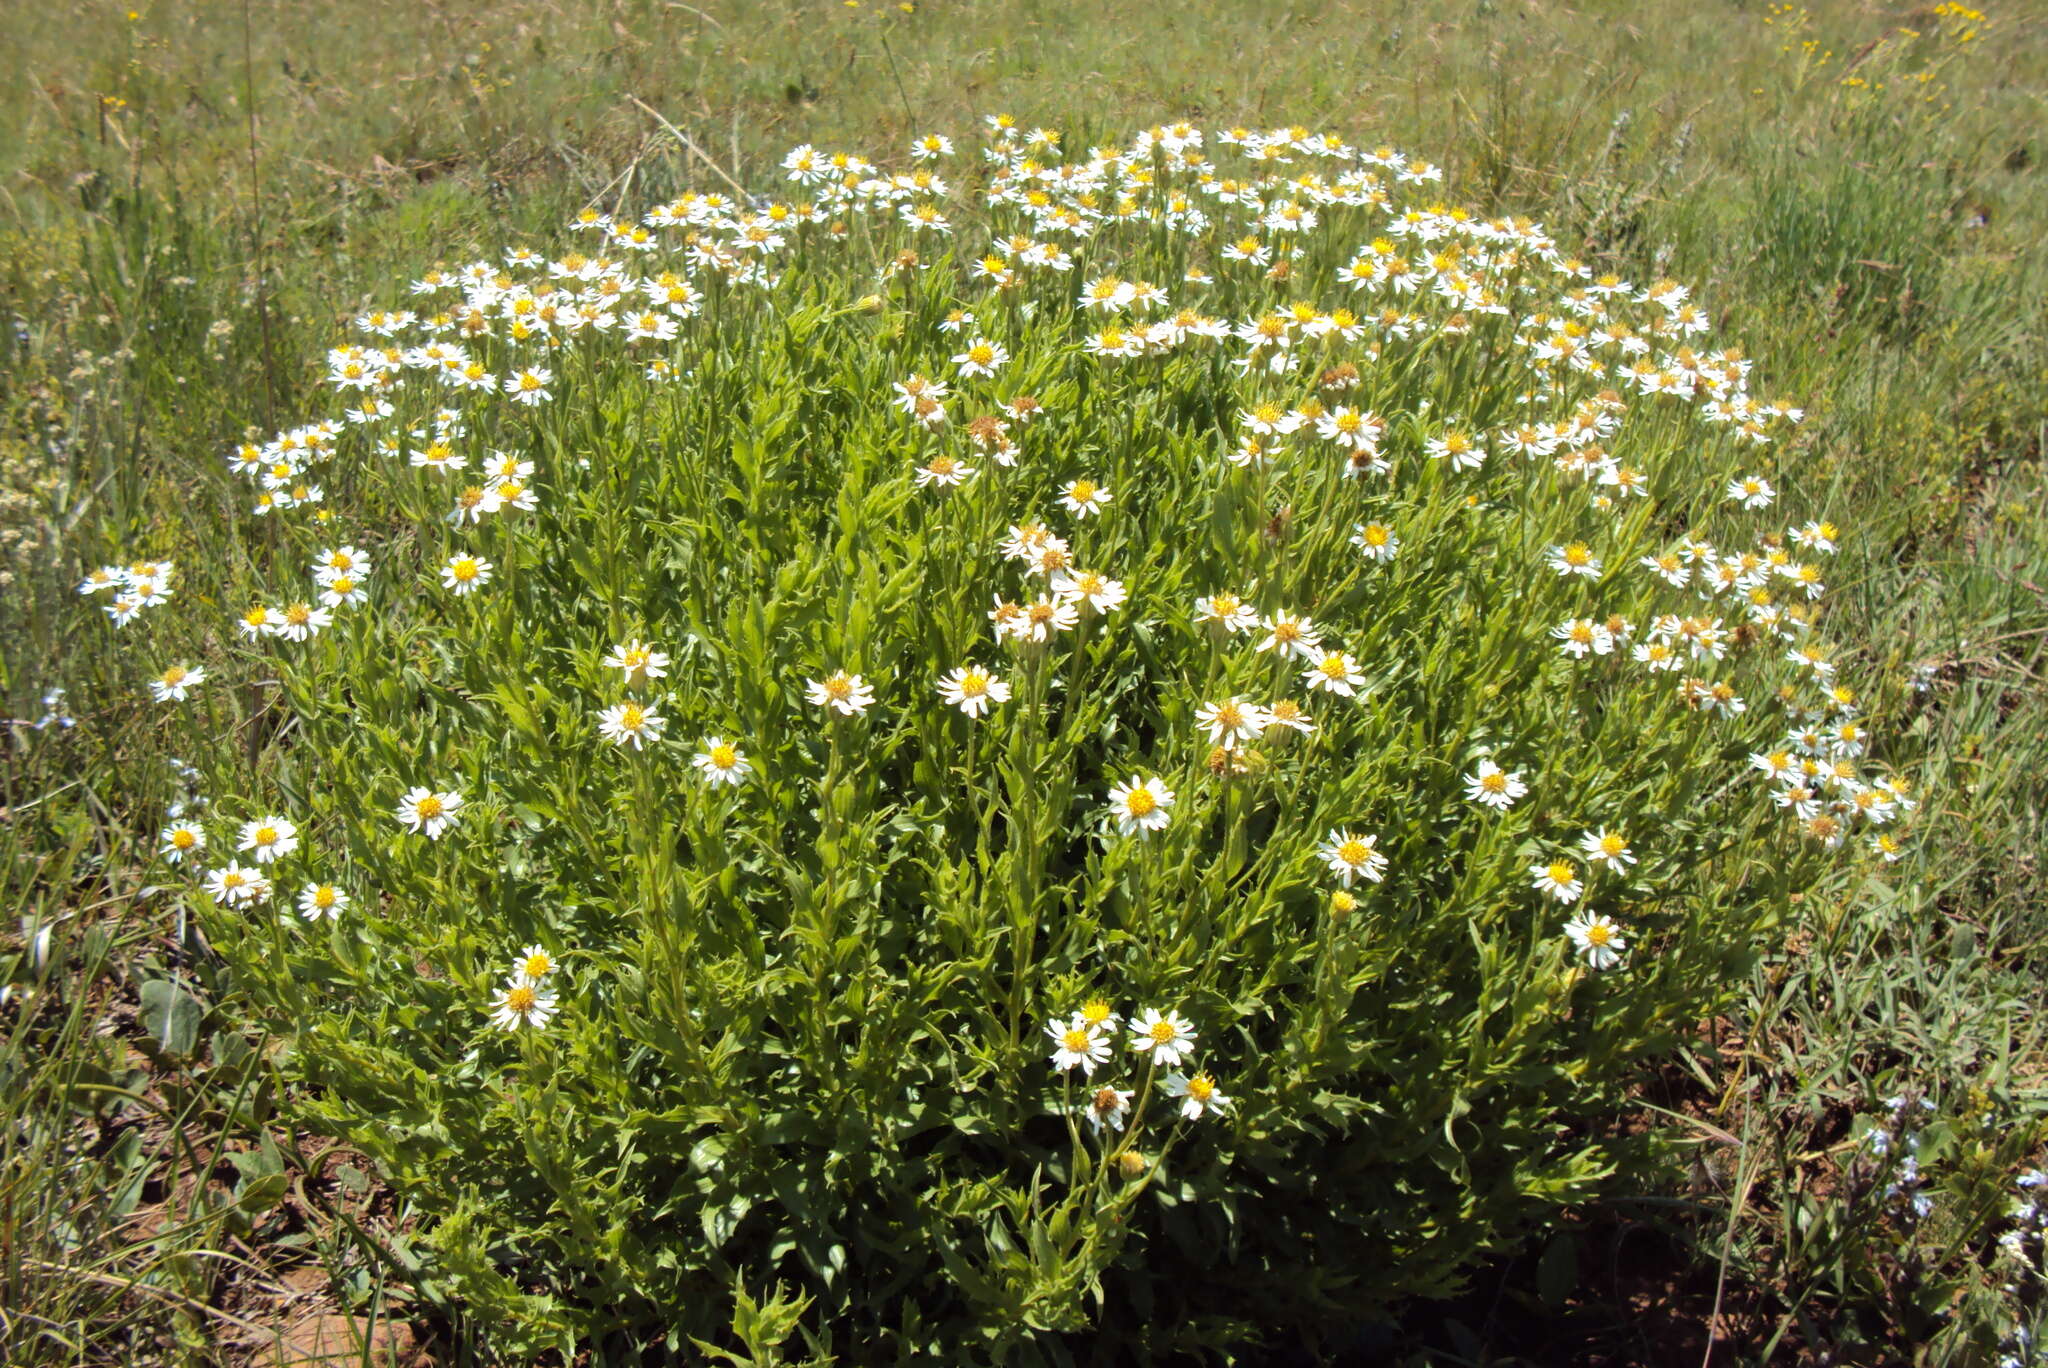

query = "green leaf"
[138,978,204,1058]
[1536,1229,1577,1311]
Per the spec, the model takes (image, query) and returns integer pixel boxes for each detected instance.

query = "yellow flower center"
[958,672,987,697]
[254,826,278,845]
[1338,839,1371,865]
[1213,702,1243,728]
[824,675,852,700]
[1320,655,1348,679]
[1482,772,1507,793]
[1585,923,1612,947]
[709,744,737,768]
[506,986,537,1013]
[1600,835,1626,857]
[416,796,443,819]
[172,830,196,849]
[1124,787,1157,817]
[1069,480,1096,502]
[967,344,994,366]
[1062,1028,1092,1053]
[451,559,478,582]
[1149,1020,1178,1045]
[523,954,551,977]
[1547,862,1574,884]
[1186,1074,1215,1102]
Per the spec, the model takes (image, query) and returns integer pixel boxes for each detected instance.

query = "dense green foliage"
[119,121,1878,1358]
[1,4,2044,1365]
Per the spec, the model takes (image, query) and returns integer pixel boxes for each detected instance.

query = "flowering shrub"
[97,118,1915,1359]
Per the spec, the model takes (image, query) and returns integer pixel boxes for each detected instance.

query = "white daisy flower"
[1530,860,1584,904]
[1164,1071,1231,1121]
[603,639,670,687]
[1302,650,1365,697]
[1107,777,1175,836]
[1319,830,1388,886]
[1044,1016,1113,1076]
[149,664,206,702]
[1127,1007,1198,1068]
[1464,759,1527,811]
[160,822,207,864]
[691,737,752,787]
[237,816,299,865]
[1195,697,1268,748]
[1059,478,1112,518]
[950,337,1009,379]
[1579,828,1636,869]
[394,786,463,839]
[488,973,559,1031]
[204,862,271,907]
[1565,912,1627,969]
[597,700,666,750]
[937,665,1010,718]
[440,554,494,595]
[1081,1085,1134,1135]
[806,671,876,716]
[297,882,350,921]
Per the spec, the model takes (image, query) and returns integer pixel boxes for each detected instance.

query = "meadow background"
[1,0,2044,1362]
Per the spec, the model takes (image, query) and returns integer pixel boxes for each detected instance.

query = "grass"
[2,0,2045,1362]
